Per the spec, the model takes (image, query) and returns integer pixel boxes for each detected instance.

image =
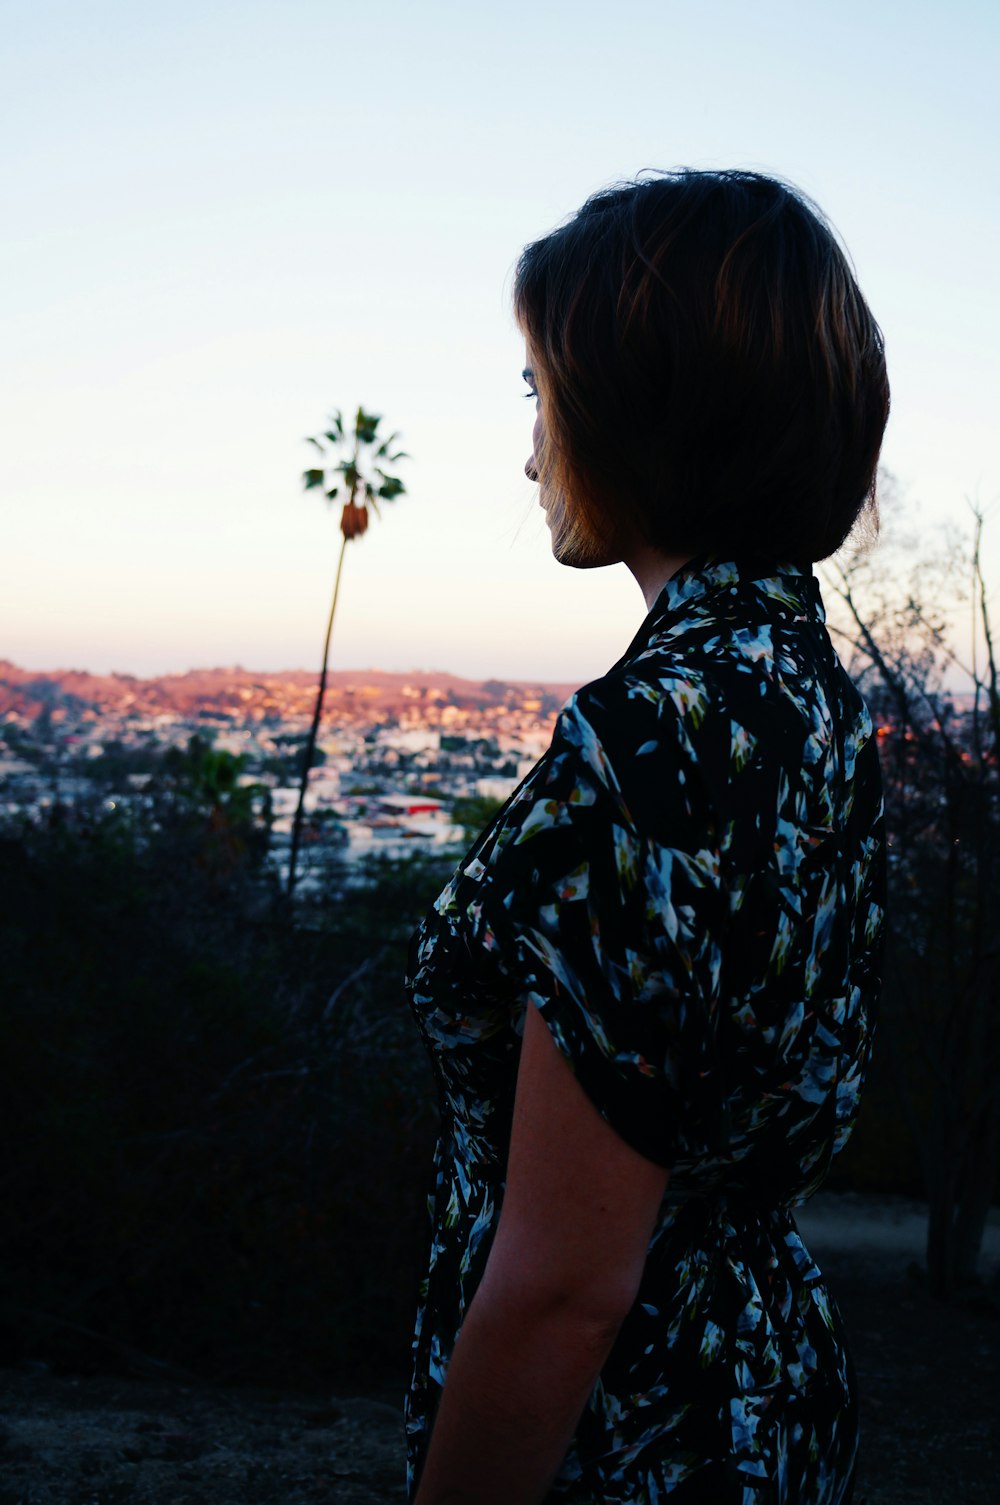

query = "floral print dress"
[405,556,886,1504]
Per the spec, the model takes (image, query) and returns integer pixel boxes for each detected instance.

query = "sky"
[2,0,998,686]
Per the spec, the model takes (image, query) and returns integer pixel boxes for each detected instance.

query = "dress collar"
[611,554,824,672]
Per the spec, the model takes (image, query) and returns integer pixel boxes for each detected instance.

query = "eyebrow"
[522,367,534,385]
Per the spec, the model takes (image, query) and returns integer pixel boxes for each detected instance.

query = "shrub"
[0,803,448,1389]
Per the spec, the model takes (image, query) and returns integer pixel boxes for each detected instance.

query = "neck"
[625,543,695,612]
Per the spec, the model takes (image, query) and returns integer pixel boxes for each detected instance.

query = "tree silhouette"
[823,492,1000,1295]
[287,406,409,896]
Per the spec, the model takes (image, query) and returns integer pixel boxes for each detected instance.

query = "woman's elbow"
[479,1229,642,1337]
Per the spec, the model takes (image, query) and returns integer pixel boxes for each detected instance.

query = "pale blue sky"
[2,0,998,681]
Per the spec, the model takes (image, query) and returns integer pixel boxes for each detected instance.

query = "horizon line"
[0,657,581,688]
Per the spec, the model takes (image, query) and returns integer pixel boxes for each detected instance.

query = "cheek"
[531,410,543,459]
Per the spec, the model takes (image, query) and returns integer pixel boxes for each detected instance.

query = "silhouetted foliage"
[0,776,447,1388]
[450,793,505,838]
[822,490,1000,1295]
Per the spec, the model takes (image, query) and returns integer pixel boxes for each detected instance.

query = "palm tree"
[287,405,409,897]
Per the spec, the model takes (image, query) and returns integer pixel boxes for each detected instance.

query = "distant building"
[376,794,444,818]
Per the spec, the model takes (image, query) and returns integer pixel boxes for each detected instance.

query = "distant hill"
[0,661,580,724]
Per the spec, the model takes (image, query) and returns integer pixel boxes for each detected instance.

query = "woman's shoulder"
[542,670,712,843]
[547,601,879,843]
[551,628,780,794]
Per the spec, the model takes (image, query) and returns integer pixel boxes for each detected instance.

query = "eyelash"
[524,388,537,401]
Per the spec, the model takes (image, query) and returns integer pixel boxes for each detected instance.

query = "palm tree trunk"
[287,532,349,897]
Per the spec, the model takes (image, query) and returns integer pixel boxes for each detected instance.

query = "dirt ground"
[1,1194,997,1505]
[797,1193,1000,1505]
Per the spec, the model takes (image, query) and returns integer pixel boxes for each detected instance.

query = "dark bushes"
[0,792,445,1390]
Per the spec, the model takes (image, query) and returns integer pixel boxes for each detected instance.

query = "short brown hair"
[513,170,889,563]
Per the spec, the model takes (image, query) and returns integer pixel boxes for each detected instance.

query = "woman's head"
[514,169,889,566]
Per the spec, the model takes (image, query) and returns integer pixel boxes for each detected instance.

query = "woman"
[406,170,889,1505]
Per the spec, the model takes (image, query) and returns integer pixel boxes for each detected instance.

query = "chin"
[547,502,620,571]
[551,532,617,570]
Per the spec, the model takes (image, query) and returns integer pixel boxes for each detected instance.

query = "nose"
[526,408,543,483]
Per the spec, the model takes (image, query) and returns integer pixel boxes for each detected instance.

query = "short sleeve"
[467,681,729,1168]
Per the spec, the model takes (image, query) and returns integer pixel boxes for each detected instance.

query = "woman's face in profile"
[523,356,571,559]
[524,355,617,571]
[522,360,542,485]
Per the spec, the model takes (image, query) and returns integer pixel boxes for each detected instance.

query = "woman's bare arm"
[413,1002,670,1505]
